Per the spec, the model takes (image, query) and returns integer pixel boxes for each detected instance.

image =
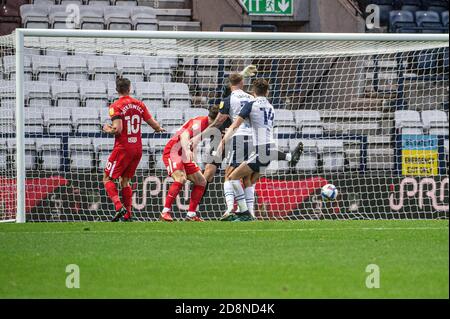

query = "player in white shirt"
[219,78,301,222]
[199,71,258,218]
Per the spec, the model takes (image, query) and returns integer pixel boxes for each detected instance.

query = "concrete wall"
[192,0,365,33]
[308,0,365,33]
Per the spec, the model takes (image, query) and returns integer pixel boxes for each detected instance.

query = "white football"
[321,184,338,201]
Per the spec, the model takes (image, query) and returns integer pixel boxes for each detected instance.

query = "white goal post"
[1,29,448,223]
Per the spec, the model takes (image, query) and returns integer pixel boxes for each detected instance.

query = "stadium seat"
[389,10,416,32]
[51,81,80,107]
[183,108,208,120]
[148,138,170,170]
[416,11,445,32]
[24,109,45,134]
[37,138,62,170]
[0,108,15,135]
[137,143,151,170]
[427,0,449,13]
[2,55,32,81]
[33,0,54,5]
[20,5,49,29]
[88,56,116,81]
[60,56,88,81]
[294,110,324,135]
[442,11,449,28]
[24,82,52,108]
[80,81,108,108]
[317,140,346,171]
[43,107,73,133]
[274,110,296,135]
[79,6,105,29]
[135,82,165,109]
[7,139,38,170]
[421,110,449,135]
[93,138,115,170]
[116,0,138,6]
[87,0,112,6]
[32,55,61,81]
[71,108,101,133]
[131,6,158,31]
[401,5,421,13]
[289,139,318,172]
[63,0,85,4]
[115,57,145,83]
[155,108,185,132]
[0,81,15,109]
[68,38,98,56]
[0,140,7,170]
[68,138,95,170]
[142,56,171,83]
[104,6,133,30]
[163,82,191,109]
[394,110,424,134]
[49,4,73,29]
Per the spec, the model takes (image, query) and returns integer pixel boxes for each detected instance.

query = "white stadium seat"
[71,108,100,133]
[7,139,38,170]
[135,82,164,109]
[20,4,49,29]
[69,138,95,170]
[104,6,133,30]
[43,107,73,133]
[36,138,62,170]
[80,81,108,108]
[24,109,44,134]
[60,56,88,81]
[25,82,52,108]
[80,6,105,30]
[51,81,80,108]
[317,140,346,171]
[93,138,115,170]
[115,57,144,83]
[421,110,449,136]
[131,6,158,31]
[294,110,324,135]
[274,109,296,135]
[32,55,61,82]
[394,110,424,135]
[163,82,191,109]
[87,56,116,82]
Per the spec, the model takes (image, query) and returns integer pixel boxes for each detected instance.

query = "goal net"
[0,30,448,222]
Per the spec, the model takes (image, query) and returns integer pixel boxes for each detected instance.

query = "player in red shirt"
[103,77,165,222]
[161,105,220,222]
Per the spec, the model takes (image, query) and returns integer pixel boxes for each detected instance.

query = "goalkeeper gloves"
[240,65,258,78]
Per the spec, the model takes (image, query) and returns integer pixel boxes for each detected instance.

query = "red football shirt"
[164,116,210,152]
[108,96,153,151]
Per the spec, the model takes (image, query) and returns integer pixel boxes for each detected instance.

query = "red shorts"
[162,150,201,177]
[104,147,142,179]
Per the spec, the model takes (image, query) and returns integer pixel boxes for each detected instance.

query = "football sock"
[231,180,249,213]
[164,181,183,210]
[104,181,122,211]
[224,180,235,212]
[244,185,256,217]
[121,186,133,215]
[189,185,206,213]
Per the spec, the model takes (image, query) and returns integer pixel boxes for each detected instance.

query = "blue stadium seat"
[416,10,445,32]
[390,10,417,32]
[426,0,449,13]
[442,11,449,27]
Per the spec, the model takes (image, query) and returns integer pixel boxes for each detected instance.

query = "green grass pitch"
[0,220,448,299]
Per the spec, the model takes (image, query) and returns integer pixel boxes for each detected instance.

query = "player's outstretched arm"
[103,119,123,135]
[146,117,166,133]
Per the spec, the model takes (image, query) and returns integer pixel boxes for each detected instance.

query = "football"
[321,184,338,201]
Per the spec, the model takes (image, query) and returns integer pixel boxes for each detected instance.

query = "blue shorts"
[247,143,277,173]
